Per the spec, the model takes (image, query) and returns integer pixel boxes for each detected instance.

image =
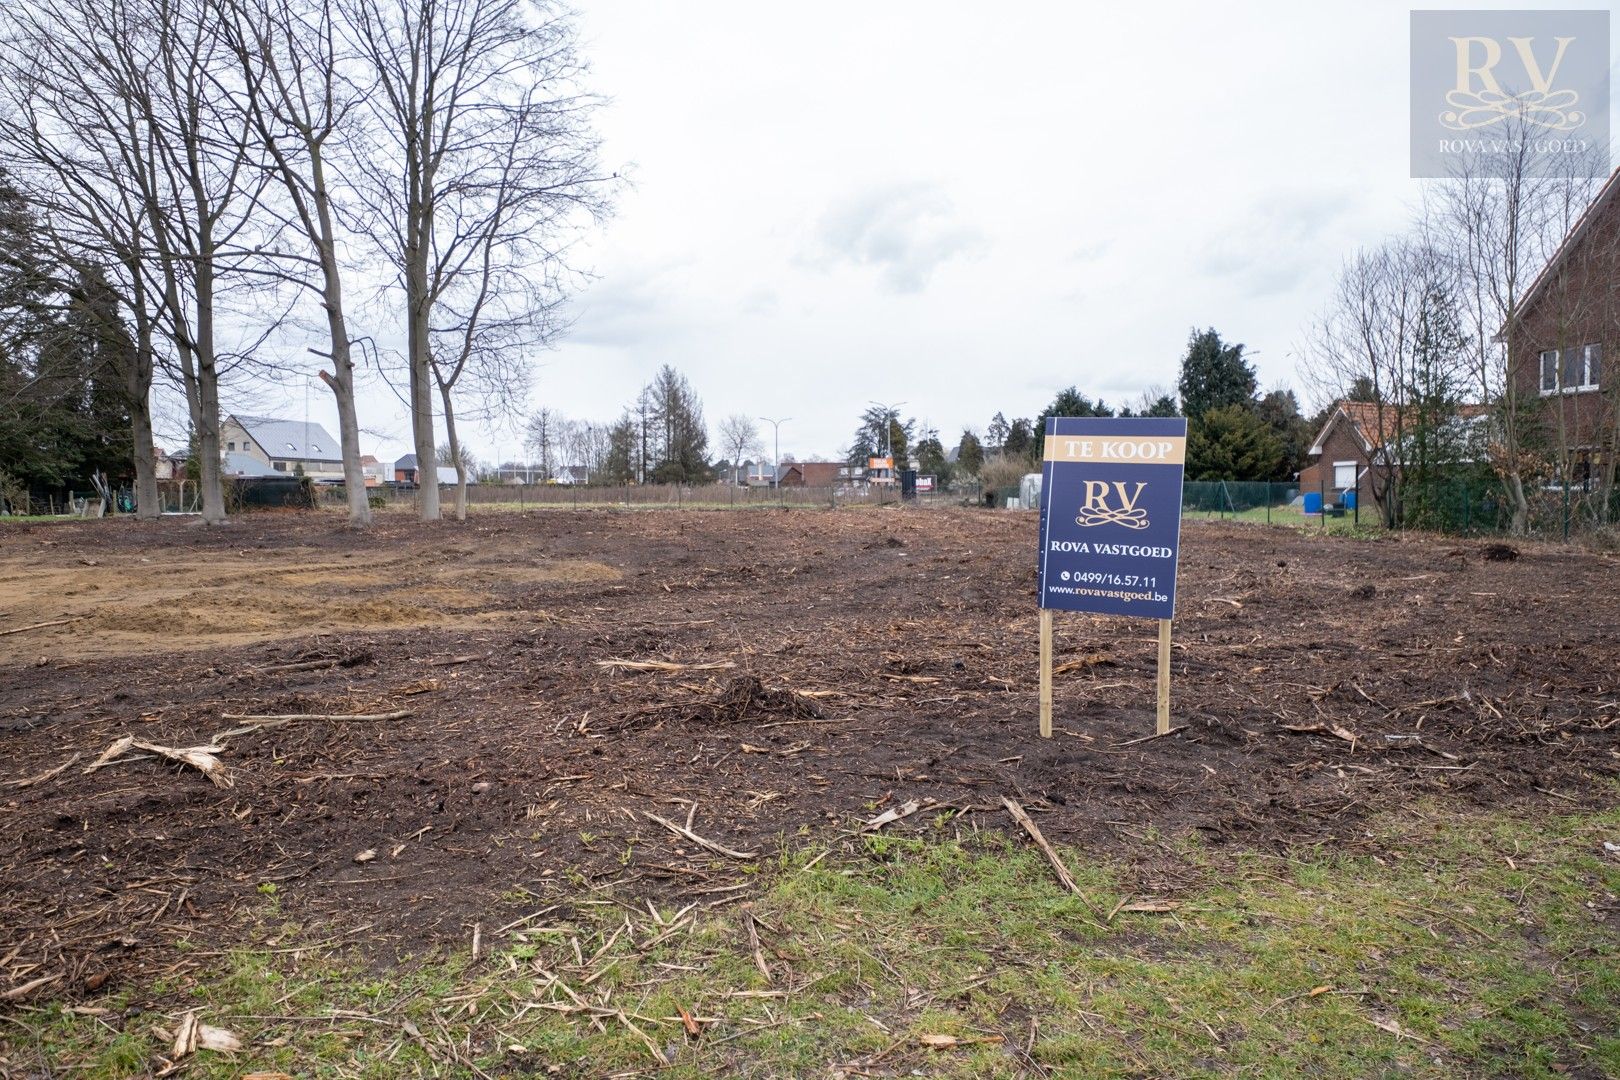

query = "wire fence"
[329,482,967,512]
[1180,477,1620,540]
[20,473,1618,544]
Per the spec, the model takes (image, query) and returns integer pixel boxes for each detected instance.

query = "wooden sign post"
[1039,608,1054,738]
[1156,617,1172,735]
[1035,416,1187,738]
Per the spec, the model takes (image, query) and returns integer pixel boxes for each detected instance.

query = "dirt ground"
[1,508,1617,1001]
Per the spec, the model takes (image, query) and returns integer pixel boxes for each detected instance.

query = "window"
[1541,343,1602,393]
[227,441,235,451]
[1333,461,1357,489]
[1561,347,1583,389]
[274,461,287,471]
[311,443,321,453]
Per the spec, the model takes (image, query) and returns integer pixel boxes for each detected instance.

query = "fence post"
[1563,474,1570,542]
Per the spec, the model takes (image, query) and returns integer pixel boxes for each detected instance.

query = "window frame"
[1540,349,1560,394]
[1332,461,1358,490]
[1540,343,1602,394]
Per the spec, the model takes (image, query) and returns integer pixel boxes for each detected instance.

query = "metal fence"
[1180,477,1620,540]
[323,482,969,512]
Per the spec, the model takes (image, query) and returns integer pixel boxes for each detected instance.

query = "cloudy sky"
[198,0,1615,467]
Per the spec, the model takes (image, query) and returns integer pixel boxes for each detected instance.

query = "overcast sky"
[193,0,1616,467]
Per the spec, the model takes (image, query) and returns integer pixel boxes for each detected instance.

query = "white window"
[1540,350,1559,393]
[1541,343,1602,393]
[1333,461,1357,489]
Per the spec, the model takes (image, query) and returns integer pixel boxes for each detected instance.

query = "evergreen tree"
[644,365,710,482]
[0,176,133,492]
[1346,376,1379,402]
[913,428,952,487]
[602,415,637,483]
[1255,388,1313,478]
[849,405,912,467]
[1400,286,1471,528]
[1002,417,1035,461]
[1185,404,1286,481]
[956,429,984,475]
[1034,386,1113,460]
[1177,328,1258,420]
[1142,394,1180,417]
[986,412,1010,449]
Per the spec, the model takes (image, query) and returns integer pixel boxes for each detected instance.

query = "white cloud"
[809,184,987,294]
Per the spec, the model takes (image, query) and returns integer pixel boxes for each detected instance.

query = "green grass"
[7,803,1618,1078]
[1186,500,1381,536]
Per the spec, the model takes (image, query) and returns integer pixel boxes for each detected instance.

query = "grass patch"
[7,805,1618,1078]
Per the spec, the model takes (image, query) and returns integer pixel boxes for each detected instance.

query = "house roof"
[395,453,418,469]
[1501,163,1620,338]
[233,414,342,462]
[1309,402,1383,457]
[221,451,279,477]
[1309,400,1491,457]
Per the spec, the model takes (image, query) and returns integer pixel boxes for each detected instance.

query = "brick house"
[1299,402,1380,509]
[776,461,842,487]
[1301,400,1490,521]
[1500,165,1620,487]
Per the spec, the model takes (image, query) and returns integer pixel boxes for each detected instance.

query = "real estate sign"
[1036,416,1187,621]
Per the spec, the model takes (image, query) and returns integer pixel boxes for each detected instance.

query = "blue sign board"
[1037,416,1187,620]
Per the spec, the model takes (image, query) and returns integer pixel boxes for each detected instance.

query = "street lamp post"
[759,417,790,490]
[867,400,906,485]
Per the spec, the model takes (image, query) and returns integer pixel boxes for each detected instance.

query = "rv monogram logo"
[1441,34,1584,132]
[1075,481,1149,530]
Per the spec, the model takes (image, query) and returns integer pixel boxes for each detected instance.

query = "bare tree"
[523,406,558,481]
[1305,238,1465,526]
[718,413,761,484]
[222,0,372,525]
[0,76,163,518]
[343,0,613,521]
[1425,117,1604,534]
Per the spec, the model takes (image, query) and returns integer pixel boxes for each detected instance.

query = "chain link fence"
[1181,477,1620,540]
[322,482,971,513]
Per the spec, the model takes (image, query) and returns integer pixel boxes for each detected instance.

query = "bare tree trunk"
[128,312,159,519]
[223,0,370,527]
[440,383,467,521]
[409,262,439,522]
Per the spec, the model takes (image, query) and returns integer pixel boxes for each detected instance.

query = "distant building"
[393,454,470,486]
[777,461,842,487]
[360,455,389,487]
[221,451,279,478]
[222,414,342,478]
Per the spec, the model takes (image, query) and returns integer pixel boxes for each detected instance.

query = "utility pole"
[759,417,790,489]
[868,400,906,484]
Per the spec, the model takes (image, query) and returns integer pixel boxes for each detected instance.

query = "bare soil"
[1,508,1616,999]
